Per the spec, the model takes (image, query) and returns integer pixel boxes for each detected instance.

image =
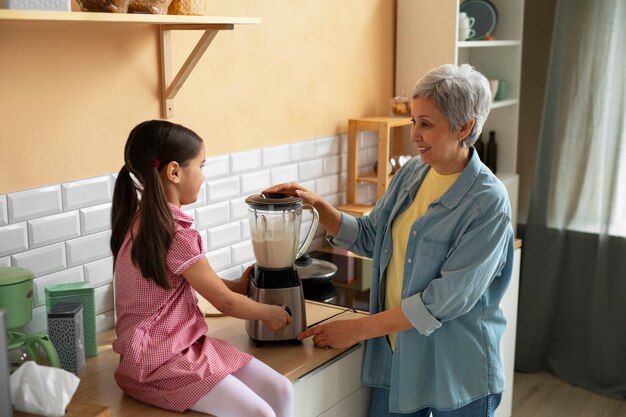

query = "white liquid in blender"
[251,236,298,269]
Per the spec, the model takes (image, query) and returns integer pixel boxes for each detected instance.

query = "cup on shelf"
[458,12,476,41]
[489,80,499,101]
[495,80,507,101]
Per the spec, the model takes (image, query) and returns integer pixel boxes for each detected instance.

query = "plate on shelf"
[460,0,498,40]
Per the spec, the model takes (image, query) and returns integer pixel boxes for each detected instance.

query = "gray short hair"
[410,64,491,146]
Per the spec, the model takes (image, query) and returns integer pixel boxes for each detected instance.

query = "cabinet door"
[293,344,366,417]
[496,247,521,417]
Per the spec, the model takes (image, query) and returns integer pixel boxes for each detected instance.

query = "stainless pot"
[295,253,337,285]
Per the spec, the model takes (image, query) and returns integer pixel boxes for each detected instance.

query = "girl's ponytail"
[110,165,139,263]
[132,162,174,289]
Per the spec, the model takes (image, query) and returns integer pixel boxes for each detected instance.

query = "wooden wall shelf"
[336,116,411,217]
[0,10,261,118]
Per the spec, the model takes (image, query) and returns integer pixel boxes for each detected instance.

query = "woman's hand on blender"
[263,183,319,206]
[263,304,293,331]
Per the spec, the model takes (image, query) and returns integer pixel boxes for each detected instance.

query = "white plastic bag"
[10,361,80,417]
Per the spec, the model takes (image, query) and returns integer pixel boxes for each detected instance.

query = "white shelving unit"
[396,0,523,230]
[396,2,524,416]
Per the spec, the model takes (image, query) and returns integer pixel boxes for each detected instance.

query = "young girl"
[110,120,293,417]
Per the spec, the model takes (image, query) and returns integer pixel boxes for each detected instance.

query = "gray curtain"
[516,0,626,399]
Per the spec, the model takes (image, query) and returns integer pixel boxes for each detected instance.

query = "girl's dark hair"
[110,120,203,289]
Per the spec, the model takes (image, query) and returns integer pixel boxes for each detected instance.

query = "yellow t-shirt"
[385,168,461,349]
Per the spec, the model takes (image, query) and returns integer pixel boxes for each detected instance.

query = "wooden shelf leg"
[376,122,390,199]
[347,120,359,204]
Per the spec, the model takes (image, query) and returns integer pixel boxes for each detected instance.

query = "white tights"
[189,358,293,417]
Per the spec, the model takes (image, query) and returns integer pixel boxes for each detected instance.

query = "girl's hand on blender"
[263,183,319,206]
[233,265,254,295]
[263,304,293,331]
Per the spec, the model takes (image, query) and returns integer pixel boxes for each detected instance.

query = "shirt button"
[385,249,388,253]
[413,231,417,235]
[408,259,412,263]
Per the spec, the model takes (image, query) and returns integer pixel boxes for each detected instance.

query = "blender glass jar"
[245,193,319,269]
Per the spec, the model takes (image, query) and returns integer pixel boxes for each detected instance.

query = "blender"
[245,193,319,344]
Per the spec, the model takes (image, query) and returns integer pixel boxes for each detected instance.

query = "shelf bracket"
[158,23,234,118]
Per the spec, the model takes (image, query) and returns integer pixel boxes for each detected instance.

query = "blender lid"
[0,267,34,286]
[245,193,303,210]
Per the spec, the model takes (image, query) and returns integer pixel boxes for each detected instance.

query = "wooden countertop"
[15,301,367,417]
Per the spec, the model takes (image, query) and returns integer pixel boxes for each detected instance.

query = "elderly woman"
[265,64,514,416]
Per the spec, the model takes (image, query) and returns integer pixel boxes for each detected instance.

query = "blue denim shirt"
[329,149,514,412]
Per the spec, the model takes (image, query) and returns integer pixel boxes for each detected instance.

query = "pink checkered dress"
[112,204,252,412]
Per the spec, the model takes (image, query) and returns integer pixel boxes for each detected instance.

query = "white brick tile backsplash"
[182,182,207,210]
[218,265,242,280]
[339,172,348,192]
[198,229,208,253]
[95,284,114,315]
[230,240,254,266]
[230,196,248,220]
[0,195,7,225]
[341,151,348,173]
[326,192,345,208]
[9,133,358,334]
[316,136,340,157]
[28,211,81,249]
[33,267,84,307]
[207,176,240,202]
[323,155,342,176]
[8,185,62,223]
[241,219,250,240]
[196,201,230,230]
[300,180,316,192]
[231,150,262,174]
[12,243,66,277]
[262,144,290,167]
[0,223,28,257]
[80,203,112,235]
[299,159,324,182]
[23,305,47,334]
[290,140,316,162]
[62,176,111,211]
[203,155,229,180]
[66,231,112,267]
[96,310,115,334]
[270,164,298,184]
[361,131,378,148]
[207,222,240,251]
[316,175,340,196]
[340,133,348,154]
[241,169,271,195]
[84,257,114,288]
[206,247,230,272]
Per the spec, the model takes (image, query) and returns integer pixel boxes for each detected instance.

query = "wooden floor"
[512,372,626,417]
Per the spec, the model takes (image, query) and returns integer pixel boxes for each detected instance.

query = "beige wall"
[517,0,557,224]
[0,0,395,194]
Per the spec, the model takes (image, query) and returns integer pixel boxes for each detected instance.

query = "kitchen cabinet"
[396,0,523,230]
[293,344,370,417]
[44,301,369,417]
[0,9,260,118]
[497,244,521,417]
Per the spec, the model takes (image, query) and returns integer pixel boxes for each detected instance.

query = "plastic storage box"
[48,302,85,374]
[0,0,70,11]
[45,282,97,357]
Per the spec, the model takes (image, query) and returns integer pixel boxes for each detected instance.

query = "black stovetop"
[303,280,370,312]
